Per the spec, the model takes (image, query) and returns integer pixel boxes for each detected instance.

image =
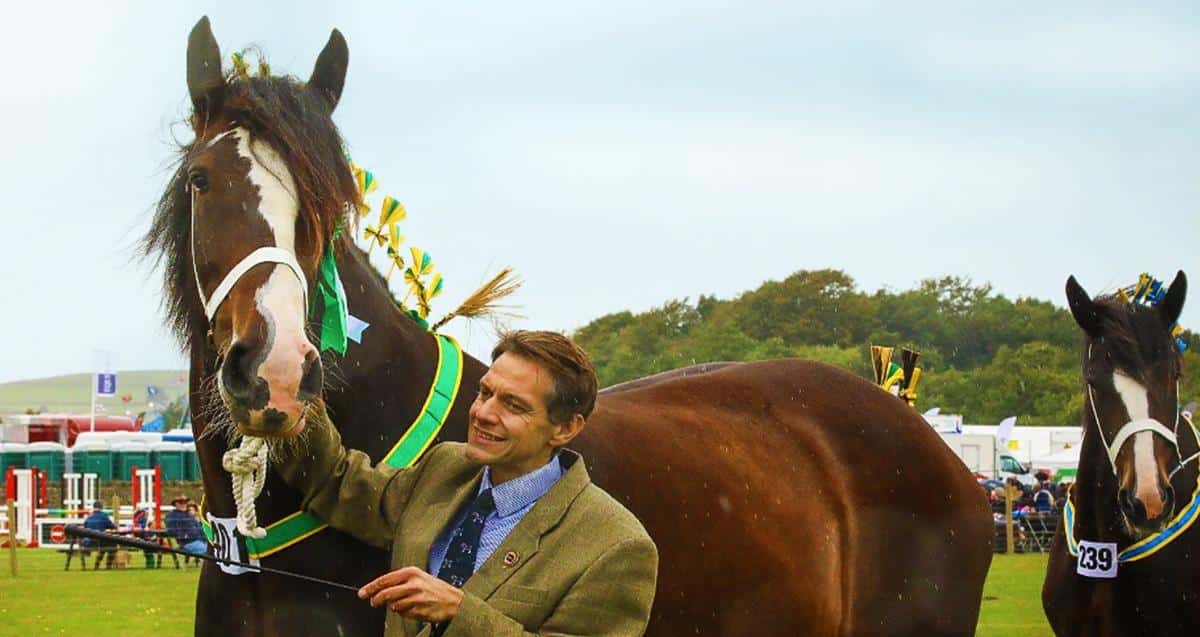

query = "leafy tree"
[573,268,1190,425]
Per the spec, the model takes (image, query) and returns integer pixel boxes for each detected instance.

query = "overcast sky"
[1,2,1196,383]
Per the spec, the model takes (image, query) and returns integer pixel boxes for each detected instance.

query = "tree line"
[573,269,1199,426]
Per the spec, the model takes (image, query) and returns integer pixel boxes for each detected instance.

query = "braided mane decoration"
[1118,272,1188,353]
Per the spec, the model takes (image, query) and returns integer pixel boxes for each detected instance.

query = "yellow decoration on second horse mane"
[231,52,250,78]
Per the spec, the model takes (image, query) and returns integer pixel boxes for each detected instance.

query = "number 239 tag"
[1076,541,1118,579]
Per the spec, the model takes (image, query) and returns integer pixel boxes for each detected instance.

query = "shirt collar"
[479,452,565,518]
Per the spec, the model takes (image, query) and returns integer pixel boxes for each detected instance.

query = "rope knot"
[222,437,269,539]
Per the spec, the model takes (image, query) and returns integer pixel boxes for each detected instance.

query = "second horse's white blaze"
[1113,371,1166,518]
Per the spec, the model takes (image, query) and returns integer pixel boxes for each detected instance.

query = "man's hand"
[358,566,465,623]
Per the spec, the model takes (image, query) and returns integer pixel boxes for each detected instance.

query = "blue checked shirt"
[428,454,565,575]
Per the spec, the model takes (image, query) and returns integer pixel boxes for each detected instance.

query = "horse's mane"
[141,70,362,348]
[1089,295,1182,379]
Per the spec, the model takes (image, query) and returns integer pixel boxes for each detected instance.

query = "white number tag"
[207,515,261,575]
[1076,541,1118,579]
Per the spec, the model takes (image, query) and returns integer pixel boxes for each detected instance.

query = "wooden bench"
[59,545,119,570]
[59,534,183,570]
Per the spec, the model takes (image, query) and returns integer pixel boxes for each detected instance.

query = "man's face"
[465,353,562,482]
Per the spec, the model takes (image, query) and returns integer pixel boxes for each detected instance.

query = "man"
[81,503,115,546]
[164,494,207,557]
[280,330,657,636]
[80,503,117,568]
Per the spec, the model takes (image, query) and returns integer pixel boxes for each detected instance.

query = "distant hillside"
[0,370,188,418]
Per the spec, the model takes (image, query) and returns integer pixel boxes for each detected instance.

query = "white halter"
[188,130,309,325]
[1086,344,1179,474]
[194,246,308,323]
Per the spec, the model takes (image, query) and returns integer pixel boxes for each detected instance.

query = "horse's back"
[582,358,992,636]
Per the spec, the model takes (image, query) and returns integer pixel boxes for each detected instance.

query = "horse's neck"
[191,240,478,516]
[329,242,435,393]
[1072,418,1128,544]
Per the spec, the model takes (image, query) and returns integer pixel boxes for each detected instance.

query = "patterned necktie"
[436,488,496,588]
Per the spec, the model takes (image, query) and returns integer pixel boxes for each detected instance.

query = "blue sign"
[96,373,117,397]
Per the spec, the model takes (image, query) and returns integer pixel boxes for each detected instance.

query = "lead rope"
[222,436,269,538]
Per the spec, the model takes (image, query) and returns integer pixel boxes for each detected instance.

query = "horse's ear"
[1158,270,1187,328]
[309,29,349,111]
[1066,275,1102,336]
[187,16,225,118]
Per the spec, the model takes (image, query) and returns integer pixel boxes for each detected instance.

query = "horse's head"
[1066,271,1188,536]
[166,17,358,437]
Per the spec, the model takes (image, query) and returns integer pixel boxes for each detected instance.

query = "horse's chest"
[1078,575,1200,636]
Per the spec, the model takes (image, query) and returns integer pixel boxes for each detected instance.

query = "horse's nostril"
[297,348,323,401]
[1160,486,1176,517]
[222,340,270,409]
[1118,488,1141,519]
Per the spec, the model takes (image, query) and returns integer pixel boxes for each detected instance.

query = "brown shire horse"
[1043,272,1199,636]
[144,17,992,636]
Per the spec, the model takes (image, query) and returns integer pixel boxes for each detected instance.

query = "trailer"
[938,432,1038,485]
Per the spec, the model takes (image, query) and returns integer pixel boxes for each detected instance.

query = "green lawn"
[977,553,1052,637]
[1,548,1050,635]
[0,547,199,635]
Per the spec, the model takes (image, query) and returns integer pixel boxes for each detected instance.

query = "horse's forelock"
[1090,296,1181,380]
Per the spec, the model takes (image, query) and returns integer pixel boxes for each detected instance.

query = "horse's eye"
[188,171,209,192]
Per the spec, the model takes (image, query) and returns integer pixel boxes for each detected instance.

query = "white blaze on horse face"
[1112,371,1166,517]
[232,128,314,418]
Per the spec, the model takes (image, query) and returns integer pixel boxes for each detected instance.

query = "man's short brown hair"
[491,330,598,424]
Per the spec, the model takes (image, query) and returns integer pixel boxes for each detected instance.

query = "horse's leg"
[193,563,261,637]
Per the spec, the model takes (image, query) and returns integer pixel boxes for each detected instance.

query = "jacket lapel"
[461,451,591,602]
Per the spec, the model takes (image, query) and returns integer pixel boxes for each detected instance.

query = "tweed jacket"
[278,417,658,637]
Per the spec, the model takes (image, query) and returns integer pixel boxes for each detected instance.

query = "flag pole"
[89,372,96,433]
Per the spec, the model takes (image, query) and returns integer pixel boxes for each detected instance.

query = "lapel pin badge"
[502,551,519,567]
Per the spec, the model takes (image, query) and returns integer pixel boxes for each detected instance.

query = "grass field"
[0,370,187,417]
[1,549,1050,635]
[977,553,1052,637]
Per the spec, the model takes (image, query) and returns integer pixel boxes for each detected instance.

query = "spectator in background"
[165,494,207,557]
[1032,482,1054,514]
[80,503,118,568]
[81,504,115,547]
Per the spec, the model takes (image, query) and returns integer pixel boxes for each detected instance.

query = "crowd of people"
[79,493,208,564]
[981,471,1071,552]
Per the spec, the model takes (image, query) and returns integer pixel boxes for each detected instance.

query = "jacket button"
[502,551,519,567]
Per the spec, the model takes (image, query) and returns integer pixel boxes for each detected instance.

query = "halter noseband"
[189,127,309,327]
[196,246,308,322]
[1086,343,1179,475]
